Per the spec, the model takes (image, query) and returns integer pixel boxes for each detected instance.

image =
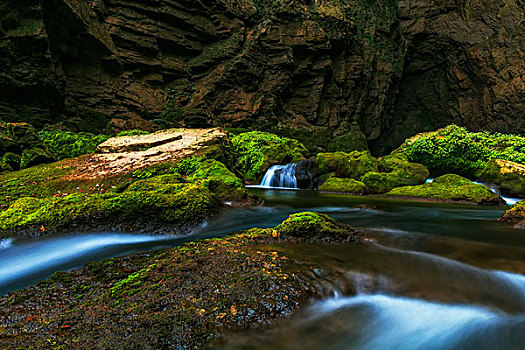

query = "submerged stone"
[386,174,505,205]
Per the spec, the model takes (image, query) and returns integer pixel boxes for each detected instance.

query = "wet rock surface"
[0,213,363,349]
[1,1,522,151]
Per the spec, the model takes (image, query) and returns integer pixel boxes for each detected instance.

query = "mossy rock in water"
[361,154,429,194]
[188,159,256,204]
[0,183,222,236]
[479,159,525,197]
[318,177,367,194]
[275,212,362,243]
[386,174,505,205]
[20,148,55,169]
[0,152,21,172]
[232,131,307,182]
[316,151,378,179]
[501,200,525,226]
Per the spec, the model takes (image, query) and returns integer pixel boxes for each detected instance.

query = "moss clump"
[132,157,255,203]
[361,153,429,194]
[0,152,21,171]
[318,177,367,194]
[479,159,525,197]
[232,131,308,182]
[502,200,525,224]
[0,122,56,171]
[316,151,378,179]
[275,212,361,243]
[386,174,504,205]
[38,130,111,160]
[20,148,55,169]
[399,125,525,178]
[0,182,222,236]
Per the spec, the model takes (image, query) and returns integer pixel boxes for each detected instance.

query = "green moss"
[502,200,525,223]
[232,131,307,182]
[110,264,157,298]
[275,212,361,243]
[318,177,367,194]
[38,130,111,160]
[480,159,525,197]
[115,130,151,137]
[0,152,21,171]
[189,159,253,202]
[386,174,504,205]
[0,183,222,234]
[316,151,378,179]
[361,153,429,194]
[20,148,55,169]
[399,125,525,178]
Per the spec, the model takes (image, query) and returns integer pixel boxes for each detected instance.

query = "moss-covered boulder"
[0,131,19,155]
[275,212,362,243]
[318,177,367,194]
[0,152,21,172]
[188,159,257,204]
[0,182,222,236]
[316,151,378,179]
[479,159,525,197]
[398,125,525,178]
[7,122,42,149]
[386,174,505,205]
[232,131,307,182]
[20,148,55,169]
[132,157,258,205]
[361,153,429,194]
[501,200,525,228]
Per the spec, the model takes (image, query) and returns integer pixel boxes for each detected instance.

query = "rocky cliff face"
[0,0,523,152]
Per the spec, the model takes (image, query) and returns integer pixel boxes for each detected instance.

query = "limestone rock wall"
[0,0,523,152]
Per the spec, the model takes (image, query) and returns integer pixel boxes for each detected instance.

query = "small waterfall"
[260,163,298,188]
[472,181,522,206]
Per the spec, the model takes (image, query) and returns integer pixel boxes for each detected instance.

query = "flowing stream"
[1,188,525,348]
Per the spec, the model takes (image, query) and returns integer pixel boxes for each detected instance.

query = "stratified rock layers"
[1,0,523,152]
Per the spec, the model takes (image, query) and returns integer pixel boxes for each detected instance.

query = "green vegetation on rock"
[275,212,361,243]
[38,130,111,160]
[361,153,429,194]
[316,151,377,179]
[399,125,525,178]
[232,131,307,182]
[0,182,221,236]
[480,159,525,197]
[386,174,504,205]
[318,177,367,194]
[502,200,525,224]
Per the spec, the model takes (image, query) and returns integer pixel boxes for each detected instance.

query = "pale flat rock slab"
[64,128,227,180]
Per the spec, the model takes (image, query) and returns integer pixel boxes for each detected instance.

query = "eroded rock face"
[1,0,523,152]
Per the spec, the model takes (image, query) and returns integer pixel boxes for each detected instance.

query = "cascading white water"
[259,163,298,188]
[472,181,522,206]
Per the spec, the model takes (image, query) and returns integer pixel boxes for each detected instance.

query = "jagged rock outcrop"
[1,0,523,152]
